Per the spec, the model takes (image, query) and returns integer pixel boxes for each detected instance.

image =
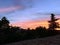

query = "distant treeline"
[0,16,60,44]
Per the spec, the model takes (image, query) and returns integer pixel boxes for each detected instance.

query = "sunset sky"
[0,0,60,29]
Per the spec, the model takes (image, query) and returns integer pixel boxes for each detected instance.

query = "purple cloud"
[0,6,24,13]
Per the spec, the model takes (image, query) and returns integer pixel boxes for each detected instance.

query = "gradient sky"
[0,0,60,29]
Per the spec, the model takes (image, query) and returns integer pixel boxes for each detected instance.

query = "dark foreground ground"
[4,34,60,45]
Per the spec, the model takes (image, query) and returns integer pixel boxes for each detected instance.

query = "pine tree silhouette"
[48,14,60,30]
[1,17,10,29]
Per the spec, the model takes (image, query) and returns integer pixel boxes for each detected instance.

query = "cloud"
[0,6,23,13]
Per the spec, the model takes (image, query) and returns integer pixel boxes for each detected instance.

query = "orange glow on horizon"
[10,20,60,30]
[10,20,49,29]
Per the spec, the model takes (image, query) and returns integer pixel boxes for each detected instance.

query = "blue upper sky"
[0,0,60,23]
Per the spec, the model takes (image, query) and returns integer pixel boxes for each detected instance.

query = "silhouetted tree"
[0,17,10,29]
[27,28,31,30]
[48,14,59,30]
